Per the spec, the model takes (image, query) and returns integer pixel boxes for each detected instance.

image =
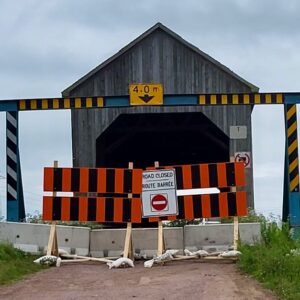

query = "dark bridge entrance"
[96,112,229,168]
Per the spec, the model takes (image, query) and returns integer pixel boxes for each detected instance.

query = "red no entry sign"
[151,194,168,211]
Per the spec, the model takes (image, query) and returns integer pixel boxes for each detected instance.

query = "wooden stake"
[123,162,134,260]
[46,223,58,256]
[230,156,239,251]
[123,222,133,259]
[233,216,239,251]
[157,221,165,256]
[154,161,165,256]
[46,160,59,256]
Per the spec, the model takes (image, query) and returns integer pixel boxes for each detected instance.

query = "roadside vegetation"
[0,243,46,285]
[238,220,300,300]
[165,209,300,300]
[26,213,104,229]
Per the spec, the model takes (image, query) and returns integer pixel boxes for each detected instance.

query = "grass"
[0,243,47,285]
[238,221,300,300]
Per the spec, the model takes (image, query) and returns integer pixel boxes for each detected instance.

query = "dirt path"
[0,261,277,300]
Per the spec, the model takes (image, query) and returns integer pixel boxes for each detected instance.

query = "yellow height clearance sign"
[130,83,163,105]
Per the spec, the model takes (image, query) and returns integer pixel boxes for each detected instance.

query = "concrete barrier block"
[0,222,49,254]
[239,223,261,244]
[184,223,261,251]
[56,225,90,256]
[132,228,157,257]
[164,227,184,251]
[90,229,126,257]
[184,224,233,252]
[132,227,183,256]
[0,222,90,256]
[90,227,184,257]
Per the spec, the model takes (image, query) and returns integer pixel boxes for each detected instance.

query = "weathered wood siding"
[66,28,254,207]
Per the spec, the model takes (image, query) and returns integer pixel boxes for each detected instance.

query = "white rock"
[56,257,62,267]
[34,255,58,266]
[219,250,241,257]
[107,257,134,269]
[144,259,155,268]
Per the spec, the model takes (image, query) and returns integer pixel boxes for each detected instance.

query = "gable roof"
[62,22,258,96]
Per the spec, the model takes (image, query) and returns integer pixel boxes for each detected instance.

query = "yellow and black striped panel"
[18,97,104,110]
[199,93,283,105]
[285,104,299,192]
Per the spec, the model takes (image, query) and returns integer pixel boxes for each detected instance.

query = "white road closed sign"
[142,169,178,217]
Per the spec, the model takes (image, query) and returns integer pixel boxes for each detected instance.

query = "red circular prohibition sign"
[151,194,168,211]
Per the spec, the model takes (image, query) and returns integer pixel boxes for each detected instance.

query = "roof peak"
[62,23,258,96]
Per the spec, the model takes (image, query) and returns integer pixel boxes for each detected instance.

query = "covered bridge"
[62,23,258,208]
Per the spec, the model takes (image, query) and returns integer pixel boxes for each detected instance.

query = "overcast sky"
[1,0,300,219]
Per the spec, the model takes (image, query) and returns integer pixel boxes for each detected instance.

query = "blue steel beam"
[283,101,300,236]
[0,92,297,112]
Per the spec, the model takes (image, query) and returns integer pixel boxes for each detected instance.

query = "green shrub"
[238,221,300,300]
[0,243,46,285]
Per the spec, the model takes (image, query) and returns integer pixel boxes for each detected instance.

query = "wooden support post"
[233,216,239,251]
[157,221,165,256]
[154,161,165,256]
[123,162,134,260]
[123,222,133,259]
[230,157,239,251]
[46,160,59,256]
[47,223,58,256]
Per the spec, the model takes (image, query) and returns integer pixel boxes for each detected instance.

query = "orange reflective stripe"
[80,168,89,193]
[42,196,52,220]
[43,168,53,191]
[235,162,246,187]
[201,194,211,217]
[61,197,70,221]
[219,193,229,217]
[217,163,227,188]
[114,198,123,222]
[96,197,105,222]
[184,195,194,219]
[114,169,124,193]
[182,165,192,189]
[200,164,210,188]
[62,168,72,191]
[79,197,88,221]
[236,191,247,216]
[132,169,143,193]
[97,169,106,193]
[131,198,142,223]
